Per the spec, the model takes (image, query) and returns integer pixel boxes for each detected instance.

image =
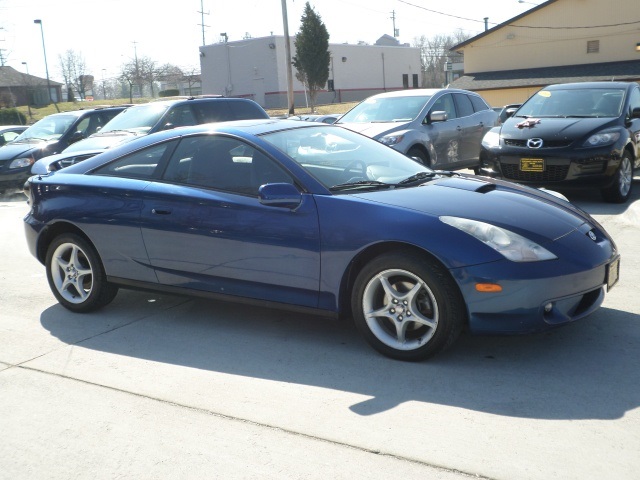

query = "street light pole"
[33,19,59,112]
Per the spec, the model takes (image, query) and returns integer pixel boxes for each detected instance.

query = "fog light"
[544,303,554,313]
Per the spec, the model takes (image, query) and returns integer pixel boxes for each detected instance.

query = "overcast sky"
[0,0,538,81]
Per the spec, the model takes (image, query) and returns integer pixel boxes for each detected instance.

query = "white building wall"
[200,36,422,109]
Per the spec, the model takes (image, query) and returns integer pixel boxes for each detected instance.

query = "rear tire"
[601,152,633,203]
[45,233,118,313]
[351,252,466,361]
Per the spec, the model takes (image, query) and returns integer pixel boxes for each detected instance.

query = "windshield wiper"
[330,180,392,191]
[397,171,437,185]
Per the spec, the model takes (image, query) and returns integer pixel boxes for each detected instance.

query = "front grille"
[501,163,570,182]
[504,139,573,148]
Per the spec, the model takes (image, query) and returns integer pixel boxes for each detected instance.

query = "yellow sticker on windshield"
[538,91,551,97]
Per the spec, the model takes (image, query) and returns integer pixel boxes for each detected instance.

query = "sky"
[0,0,539,83]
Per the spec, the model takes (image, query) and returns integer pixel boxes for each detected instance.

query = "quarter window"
[93,142,172,178]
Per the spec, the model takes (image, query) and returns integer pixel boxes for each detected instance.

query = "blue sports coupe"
[23,119,620,361]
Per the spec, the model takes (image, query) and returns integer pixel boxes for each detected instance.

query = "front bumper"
[479,144,622,188]
[0,167,32,191]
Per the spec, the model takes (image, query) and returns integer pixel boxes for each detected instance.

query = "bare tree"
[413,31,469,88]
[58,49,89,100]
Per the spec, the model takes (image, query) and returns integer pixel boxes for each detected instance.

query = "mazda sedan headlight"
[378,134,404,146]
[583,130,620,147]
[481,131,501,149]
[440,216,557,262]
[9,156,35,169]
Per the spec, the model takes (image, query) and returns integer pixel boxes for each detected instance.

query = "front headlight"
[378,134,404,146]
[440,216,557,262]
[9,156,35,169]
[481,131,501,149]
[583,131,620,147]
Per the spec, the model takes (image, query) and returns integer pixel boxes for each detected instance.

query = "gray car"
[336,88,498,171]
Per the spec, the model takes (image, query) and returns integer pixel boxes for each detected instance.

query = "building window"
[412,74,419,88]
[402,74,409,88]
[587,40,600,54]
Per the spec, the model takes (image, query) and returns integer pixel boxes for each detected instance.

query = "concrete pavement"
[1,184,639,480]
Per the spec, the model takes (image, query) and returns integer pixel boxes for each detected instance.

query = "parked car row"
[0,96,270,191]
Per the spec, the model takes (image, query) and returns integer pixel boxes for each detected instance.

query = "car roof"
[43,106,127,118]
[365,88,479,99]
[544,81,634,90]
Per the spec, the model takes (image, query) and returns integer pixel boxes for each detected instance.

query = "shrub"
[159,89,180,98]
[0,108,27,126]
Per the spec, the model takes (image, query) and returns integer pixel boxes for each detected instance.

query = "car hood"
[65,134,138,152]
[351,174,592,244]
[337,121,409,139]
[0,142,39,161]
[500,116,617,140]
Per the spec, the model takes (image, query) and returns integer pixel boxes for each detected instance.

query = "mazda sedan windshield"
[516,87,626,118]
[261,125,432,190]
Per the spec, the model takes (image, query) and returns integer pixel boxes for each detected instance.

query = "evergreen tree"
[292,2,330,111]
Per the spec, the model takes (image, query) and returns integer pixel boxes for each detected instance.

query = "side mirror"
[428,110,447,123]
[69,131,85,143]
[631,107,640,119]
[258,183,302,209]
[162,123,176,131]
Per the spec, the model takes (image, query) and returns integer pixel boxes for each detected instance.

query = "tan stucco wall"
[460,0,639,74]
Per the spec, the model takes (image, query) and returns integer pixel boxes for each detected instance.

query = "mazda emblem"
[527,138,544,149]
[588,230,597,241]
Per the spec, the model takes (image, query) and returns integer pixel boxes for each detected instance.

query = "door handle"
[151,208,172,215]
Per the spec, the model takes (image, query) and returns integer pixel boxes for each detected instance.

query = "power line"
[397,0,640,30]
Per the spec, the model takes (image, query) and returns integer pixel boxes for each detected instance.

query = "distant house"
[0,66,63,107]
[199,35,422,109]
[449,0,640,106]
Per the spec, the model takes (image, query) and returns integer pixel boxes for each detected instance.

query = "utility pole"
[390,10,399,37]
[198,0,210,46]
[281,0,295,115]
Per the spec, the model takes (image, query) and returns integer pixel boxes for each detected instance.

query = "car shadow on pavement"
[39,290,640,421]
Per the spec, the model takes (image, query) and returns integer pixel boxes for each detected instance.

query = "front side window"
[431,94,457,120]
[162,135,292,195]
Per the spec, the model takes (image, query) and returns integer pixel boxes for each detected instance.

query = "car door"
[426,93,462,168]
[452,93,486,166]
[139,134,322,308]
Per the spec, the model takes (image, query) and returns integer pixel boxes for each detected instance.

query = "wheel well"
[36,222,93,264]
[338,242,454,319]
[406,145,430,165]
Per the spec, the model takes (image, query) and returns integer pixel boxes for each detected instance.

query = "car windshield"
[516,87,626,118]
[98,103,169,134]
[338,95,431,123]
[13,115,76,143]
[261,125,433,191]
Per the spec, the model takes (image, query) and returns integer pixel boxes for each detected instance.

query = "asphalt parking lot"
[1,182,639,480]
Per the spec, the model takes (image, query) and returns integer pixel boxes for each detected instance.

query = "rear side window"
[228,100,269,120]
[191,101,233,123]
[469,94,490,112]
[453,93,475,118]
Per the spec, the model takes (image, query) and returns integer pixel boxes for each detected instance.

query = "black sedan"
[479,81,640,203]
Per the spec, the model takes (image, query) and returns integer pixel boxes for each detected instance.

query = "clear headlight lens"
[584,131,620,147]
[481,131,501,149]
[9,156,35,169]
[440,216,557,262]
[378,134,404,146]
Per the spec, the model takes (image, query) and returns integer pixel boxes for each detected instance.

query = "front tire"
[45,233,118,312]
[407,147,429,167]
[351,252,466,361]
[601,152,633,203]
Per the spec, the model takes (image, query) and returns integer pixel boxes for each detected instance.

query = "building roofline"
[450,0,559,52]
